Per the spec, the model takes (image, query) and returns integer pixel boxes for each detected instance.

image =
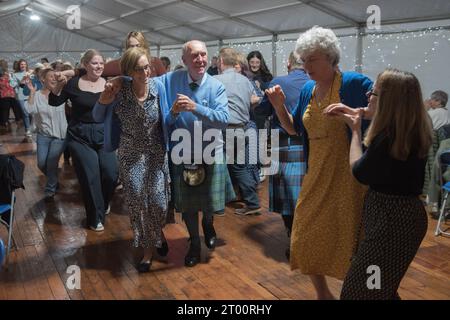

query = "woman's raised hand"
[24,77,36,93]
[98,79,121,105]
[265,85,286,109]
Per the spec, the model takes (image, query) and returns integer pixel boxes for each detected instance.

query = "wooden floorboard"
[1,123,450,300]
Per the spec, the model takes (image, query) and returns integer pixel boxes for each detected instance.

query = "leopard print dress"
[114,79,170,249]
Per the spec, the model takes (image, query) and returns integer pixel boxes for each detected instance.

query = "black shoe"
[202,220,217,250]
[184,243,201,267]
[157,241,169,257]
[137,259,152,273]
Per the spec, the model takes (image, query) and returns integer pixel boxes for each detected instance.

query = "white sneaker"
[235,207,261,216]
[105,205,111,215]
[90,222,104,232]
[25,130,32,137]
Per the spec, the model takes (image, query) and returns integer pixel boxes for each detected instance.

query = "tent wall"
[2,12,450,98]
[160,24,450,98]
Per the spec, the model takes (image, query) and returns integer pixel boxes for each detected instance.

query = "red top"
[0,74,16,98]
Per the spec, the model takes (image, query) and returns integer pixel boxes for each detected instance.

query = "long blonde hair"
[364,68,432,160]
[125,31,150,55]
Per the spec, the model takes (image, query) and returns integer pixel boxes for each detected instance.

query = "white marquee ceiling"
[1,0,450,49]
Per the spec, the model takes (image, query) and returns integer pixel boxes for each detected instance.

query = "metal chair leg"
[435,191,450,236]
[5,192,15,266]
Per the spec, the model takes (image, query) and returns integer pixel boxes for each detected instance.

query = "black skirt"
[341,189,428,300]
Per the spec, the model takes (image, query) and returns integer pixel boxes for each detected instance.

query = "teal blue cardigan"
[292,71,373,169]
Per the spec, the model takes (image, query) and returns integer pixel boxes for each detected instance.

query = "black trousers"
[340,189,427,300]
[0,97,19,124]
[68,122,118,228]
[182,211,213,249]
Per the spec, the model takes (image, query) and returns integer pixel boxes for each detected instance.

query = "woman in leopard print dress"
[93,48,171,272]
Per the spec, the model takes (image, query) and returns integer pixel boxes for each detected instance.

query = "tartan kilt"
[269,144,306,216]
[170,160,236,213]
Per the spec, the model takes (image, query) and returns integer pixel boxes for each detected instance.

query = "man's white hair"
[295,26,341,66]
[182,40,208,57]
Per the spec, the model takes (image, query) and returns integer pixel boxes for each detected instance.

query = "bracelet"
[171,109,180,117]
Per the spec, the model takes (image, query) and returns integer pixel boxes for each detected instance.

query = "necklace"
[81,76,101,89]
[313,75,336,109]
[132,84,148,103]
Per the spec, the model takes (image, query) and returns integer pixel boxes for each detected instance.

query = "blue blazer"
[292,71,373,168]
[92,77,171,152]
[256,69,310,135]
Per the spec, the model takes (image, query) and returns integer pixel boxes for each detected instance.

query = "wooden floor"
[1,122,450,300]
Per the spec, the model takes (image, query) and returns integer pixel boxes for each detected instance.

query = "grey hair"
[288,51,303,70]
[182,40,208,57]
[295,26,341,66]
[431,90,448,108]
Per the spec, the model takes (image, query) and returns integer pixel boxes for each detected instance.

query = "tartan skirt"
[170,160,236,213]
[269,144,306,216]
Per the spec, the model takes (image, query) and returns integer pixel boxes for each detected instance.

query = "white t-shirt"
[428,107,450,130]
[25,91,67,139]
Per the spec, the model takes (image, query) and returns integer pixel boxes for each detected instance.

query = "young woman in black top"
[326,68,433,299]
[49,49,118,232]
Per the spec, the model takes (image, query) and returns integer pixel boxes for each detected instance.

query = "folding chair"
[435,150,450,236]
[0,190,17,267]
[0,239,5,266]
[0,154,24,268]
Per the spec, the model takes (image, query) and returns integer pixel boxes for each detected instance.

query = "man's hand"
[174,94,197,112]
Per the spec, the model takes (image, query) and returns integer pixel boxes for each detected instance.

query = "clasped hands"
[265,84,364,131]
[170,94,196,115]
[324,103,364,131]
[98,77,123,104]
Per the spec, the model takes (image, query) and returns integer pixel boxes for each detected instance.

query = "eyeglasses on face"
[366,90,379,98]
[134,64,150,72]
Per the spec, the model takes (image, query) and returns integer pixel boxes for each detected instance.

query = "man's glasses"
[134,64,150,72]
[366,90,379,98]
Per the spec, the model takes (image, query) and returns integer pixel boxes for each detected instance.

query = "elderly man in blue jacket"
[159,40,235,267]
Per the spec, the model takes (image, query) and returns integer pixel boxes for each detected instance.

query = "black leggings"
[340,189,427,300]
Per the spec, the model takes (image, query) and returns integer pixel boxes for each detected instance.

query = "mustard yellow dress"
[290,72,367,280]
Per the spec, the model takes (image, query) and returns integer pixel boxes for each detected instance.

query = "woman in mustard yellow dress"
[266,26,373,299]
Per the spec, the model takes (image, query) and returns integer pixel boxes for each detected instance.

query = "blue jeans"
[36,133,66,193]
[18,99,30,130]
